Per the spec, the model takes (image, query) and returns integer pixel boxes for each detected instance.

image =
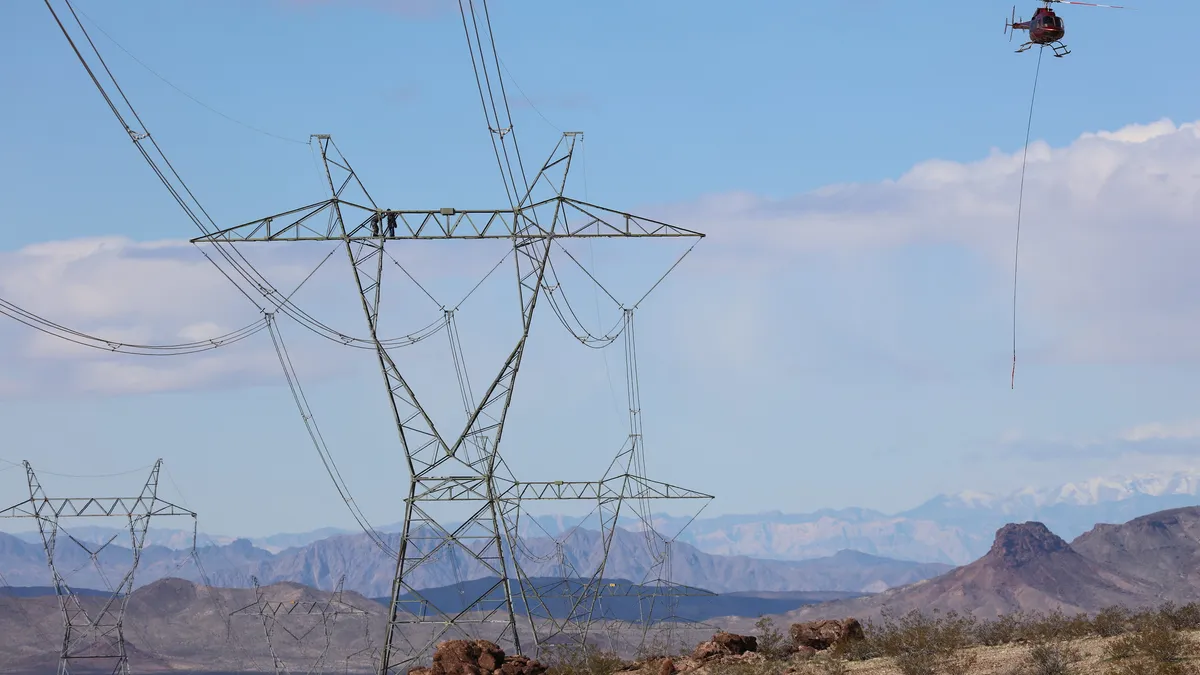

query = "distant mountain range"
[4,468,1197,569]
[0,526,951,598]
[5,505,1200,673]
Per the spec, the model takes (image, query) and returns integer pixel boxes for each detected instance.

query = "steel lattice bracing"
[0,460,196,675]
[193,133,708,673]
[231,575,371,675]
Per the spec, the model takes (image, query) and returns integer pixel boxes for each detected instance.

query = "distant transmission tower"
[231,575,371,675]
[0,459,196,675]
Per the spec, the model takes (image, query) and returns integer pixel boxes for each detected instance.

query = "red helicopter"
[1004,0,1126,58]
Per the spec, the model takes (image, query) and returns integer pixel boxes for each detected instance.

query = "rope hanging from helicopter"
[1010,45,1045,389]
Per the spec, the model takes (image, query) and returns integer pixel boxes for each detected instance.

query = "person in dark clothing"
[386,211,397,237]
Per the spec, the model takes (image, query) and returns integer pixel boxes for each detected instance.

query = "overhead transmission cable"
[73,7,308,145]
[1011,46,1045,389]
[266,313,399,558]
[38,0,456,559]
[0,217,341,355]
[0,296,268,356]
[45,0,434,352]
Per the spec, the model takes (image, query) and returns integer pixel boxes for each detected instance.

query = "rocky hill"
[752,506,1200,627]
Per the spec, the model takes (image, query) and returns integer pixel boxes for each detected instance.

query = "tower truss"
[193,132,711,672]
[0,459,196,675]
[231,575,371,675]
[32,1,716,671]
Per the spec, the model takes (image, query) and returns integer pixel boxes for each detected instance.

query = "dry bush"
[754,616,790,659]
[1017,609,1093,644]
[1158,603,1200,632]
[544,643,626,675]
[850,609,978,674]
[1103,614,1198,675]
[975,612,1033,646]
[1094,607,1136,638]
[1007,640,1083,675]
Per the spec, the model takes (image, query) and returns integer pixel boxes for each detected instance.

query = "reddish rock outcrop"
[690,631,758,660]
[690,641,725,661]
[789,618,864,651]
[410,639,547,675]
[713,632,757,655]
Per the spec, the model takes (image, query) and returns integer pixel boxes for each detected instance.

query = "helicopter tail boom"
[1003,6,1026,41]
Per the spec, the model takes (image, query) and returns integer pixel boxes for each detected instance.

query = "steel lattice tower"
[31,1,714,671]
[0,460,196,675]
[194,132,711,672]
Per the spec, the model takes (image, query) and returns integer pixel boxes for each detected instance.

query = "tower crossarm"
[189,197,704,244]
[0,497,196,520]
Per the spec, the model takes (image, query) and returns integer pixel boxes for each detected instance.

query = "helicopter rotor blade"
[1048,0,1129,8]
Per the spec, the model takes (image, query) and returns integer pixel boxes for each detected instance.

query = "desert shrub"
[544,643,626,675]
[1158,603,1200,632]
[754,615,789,659]
[1009,640,1083,675]
[1094,606,1136,637]
[1104,613,1198,675]
[1019,609,1093,643]
[855,609,978,674]
[975,611,1031,646]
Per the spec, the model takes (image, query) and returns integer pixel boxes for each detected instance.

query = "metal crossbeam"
[190,198,701,244]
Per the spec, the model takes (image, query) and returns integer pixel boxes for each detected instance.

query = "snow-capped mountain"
[924,469,1200,512]
[6,468,1196,567]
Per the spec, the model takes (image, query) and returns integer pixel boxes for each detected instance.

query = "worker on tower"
[370,212,381,237]
[386,210,397,238]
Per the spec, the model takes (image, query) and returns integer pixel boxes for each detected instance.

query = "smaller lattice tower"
[232,575,373,675]
[0,459,196,675]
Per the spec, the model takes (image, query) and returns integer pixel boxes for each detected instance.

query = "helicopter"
[1004,0,1126,58]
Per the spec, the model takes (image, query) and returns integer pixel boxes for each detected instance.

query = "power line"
[73,7,308,145]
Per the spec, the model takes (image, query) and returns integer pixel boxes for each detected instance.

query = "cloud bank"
[659,118,1200,364]
[2,118,1198,397]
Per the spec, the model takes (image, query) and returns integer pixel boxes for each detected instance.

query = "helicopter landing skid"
[1015,41,1033,53]
[1049,41,1071,57]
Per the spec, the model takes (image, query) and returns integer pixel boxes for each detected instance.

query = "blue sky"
[1,0,1199,537]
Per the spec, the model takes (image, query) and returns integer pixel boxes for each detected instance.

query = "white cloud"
[655,118,1200,364]
[4,118,1199,397]
[0,237,354,397]
[1119,419,1200,443]
[999,418,1200,464]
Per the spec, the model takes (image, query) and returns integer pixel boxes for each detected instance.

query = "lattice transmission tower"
[0,459,197,675]
[195,128,711,672]
[231,575,372,675]
[29,1,714,671]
